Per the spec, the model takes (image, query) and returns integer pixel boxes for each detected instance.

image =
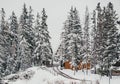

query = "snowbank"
[3,66,120,84]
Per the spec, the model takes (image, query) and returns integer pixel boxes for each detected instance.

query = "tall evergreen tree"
[102,2,119,73]
[91,3,105,71]
[40,8,53,66]
[0,8,11,77]
[6,11,19,74]
[28,6,35,56]
[91,10,97,66]
[0,8,6,77]
[96,3,105,66]
[83,6,90,63]
[33,13,42,66]
[4,21,12,76]
[59,7,83,69]
[34,9,53,66]
[19,4,31,70]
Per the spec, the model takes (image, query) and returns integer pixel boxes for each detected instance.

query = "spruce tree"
[40,8,53,66]
[33,13,42,66]
[96,3,104,66]
[91,3,105,71]
[59,7,83,69]
[0,8,10,77]
[7,11,19,74]
[19,4,31,70]
[83,6,90,63]
[28,6,35,55]
[4,21,12,76]
[0,8,6,77]
[91,10,97,67]
[102,2,119,73]
[34,9,53,66]
[91,9,103,73]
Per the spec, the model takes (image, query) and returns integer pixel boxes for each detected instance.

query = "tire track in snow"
[53,67,92,84]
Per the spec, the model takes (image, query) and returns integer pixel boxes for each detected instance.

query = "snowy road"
[53,67,92,84]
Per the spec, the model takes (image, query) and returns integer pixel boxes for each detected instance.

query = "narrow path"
[53,67,92,83]
[40,66,92,84]
[53,67,74,79]
[56,67,80,80]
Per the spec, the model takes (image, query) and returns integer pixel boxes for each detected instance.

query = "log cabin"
[63,60,91,70]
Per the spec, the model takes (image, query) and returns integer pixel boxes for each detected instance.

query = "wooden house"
[63,60,91,70]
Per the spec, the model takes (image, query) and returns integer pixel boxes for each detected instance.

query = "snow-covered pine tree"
[19,4,31,70]
[41,8,53,66]
[95,3,105,68]
[111,20,120,68]
[60,7,83,69]
[62,7,74,61]
[83,6,90,64]
[70,7,83,62]
[7,11,19,74]
[0,8,11,77]
[4,21,13,76]
[91,10,98,68]
[33,13,42,66]
[90,9,104,73]
[0,8,6,77]
[91,3,105,71]
[102,2,119,74]
[27,6,35,57]
[34,8,53,66]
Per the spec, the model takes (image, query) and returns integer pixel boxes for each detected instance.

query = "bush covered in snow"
[3,69,35,83]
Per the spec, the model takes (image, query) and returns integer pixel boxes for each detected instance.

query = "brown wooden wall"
[64,61,72,69]
[64,61,91,70]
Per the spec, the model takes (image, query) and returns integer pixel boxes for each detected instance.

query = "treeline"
[0,4,53,77]
[56,2,120,75]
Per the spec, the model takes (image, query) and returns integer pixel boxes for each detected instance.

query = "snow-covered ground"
[58,67,120,84]
[2,66,120,84]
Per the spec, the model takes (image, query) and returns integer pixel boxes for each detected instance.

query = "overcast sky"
[0,0,120,53]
